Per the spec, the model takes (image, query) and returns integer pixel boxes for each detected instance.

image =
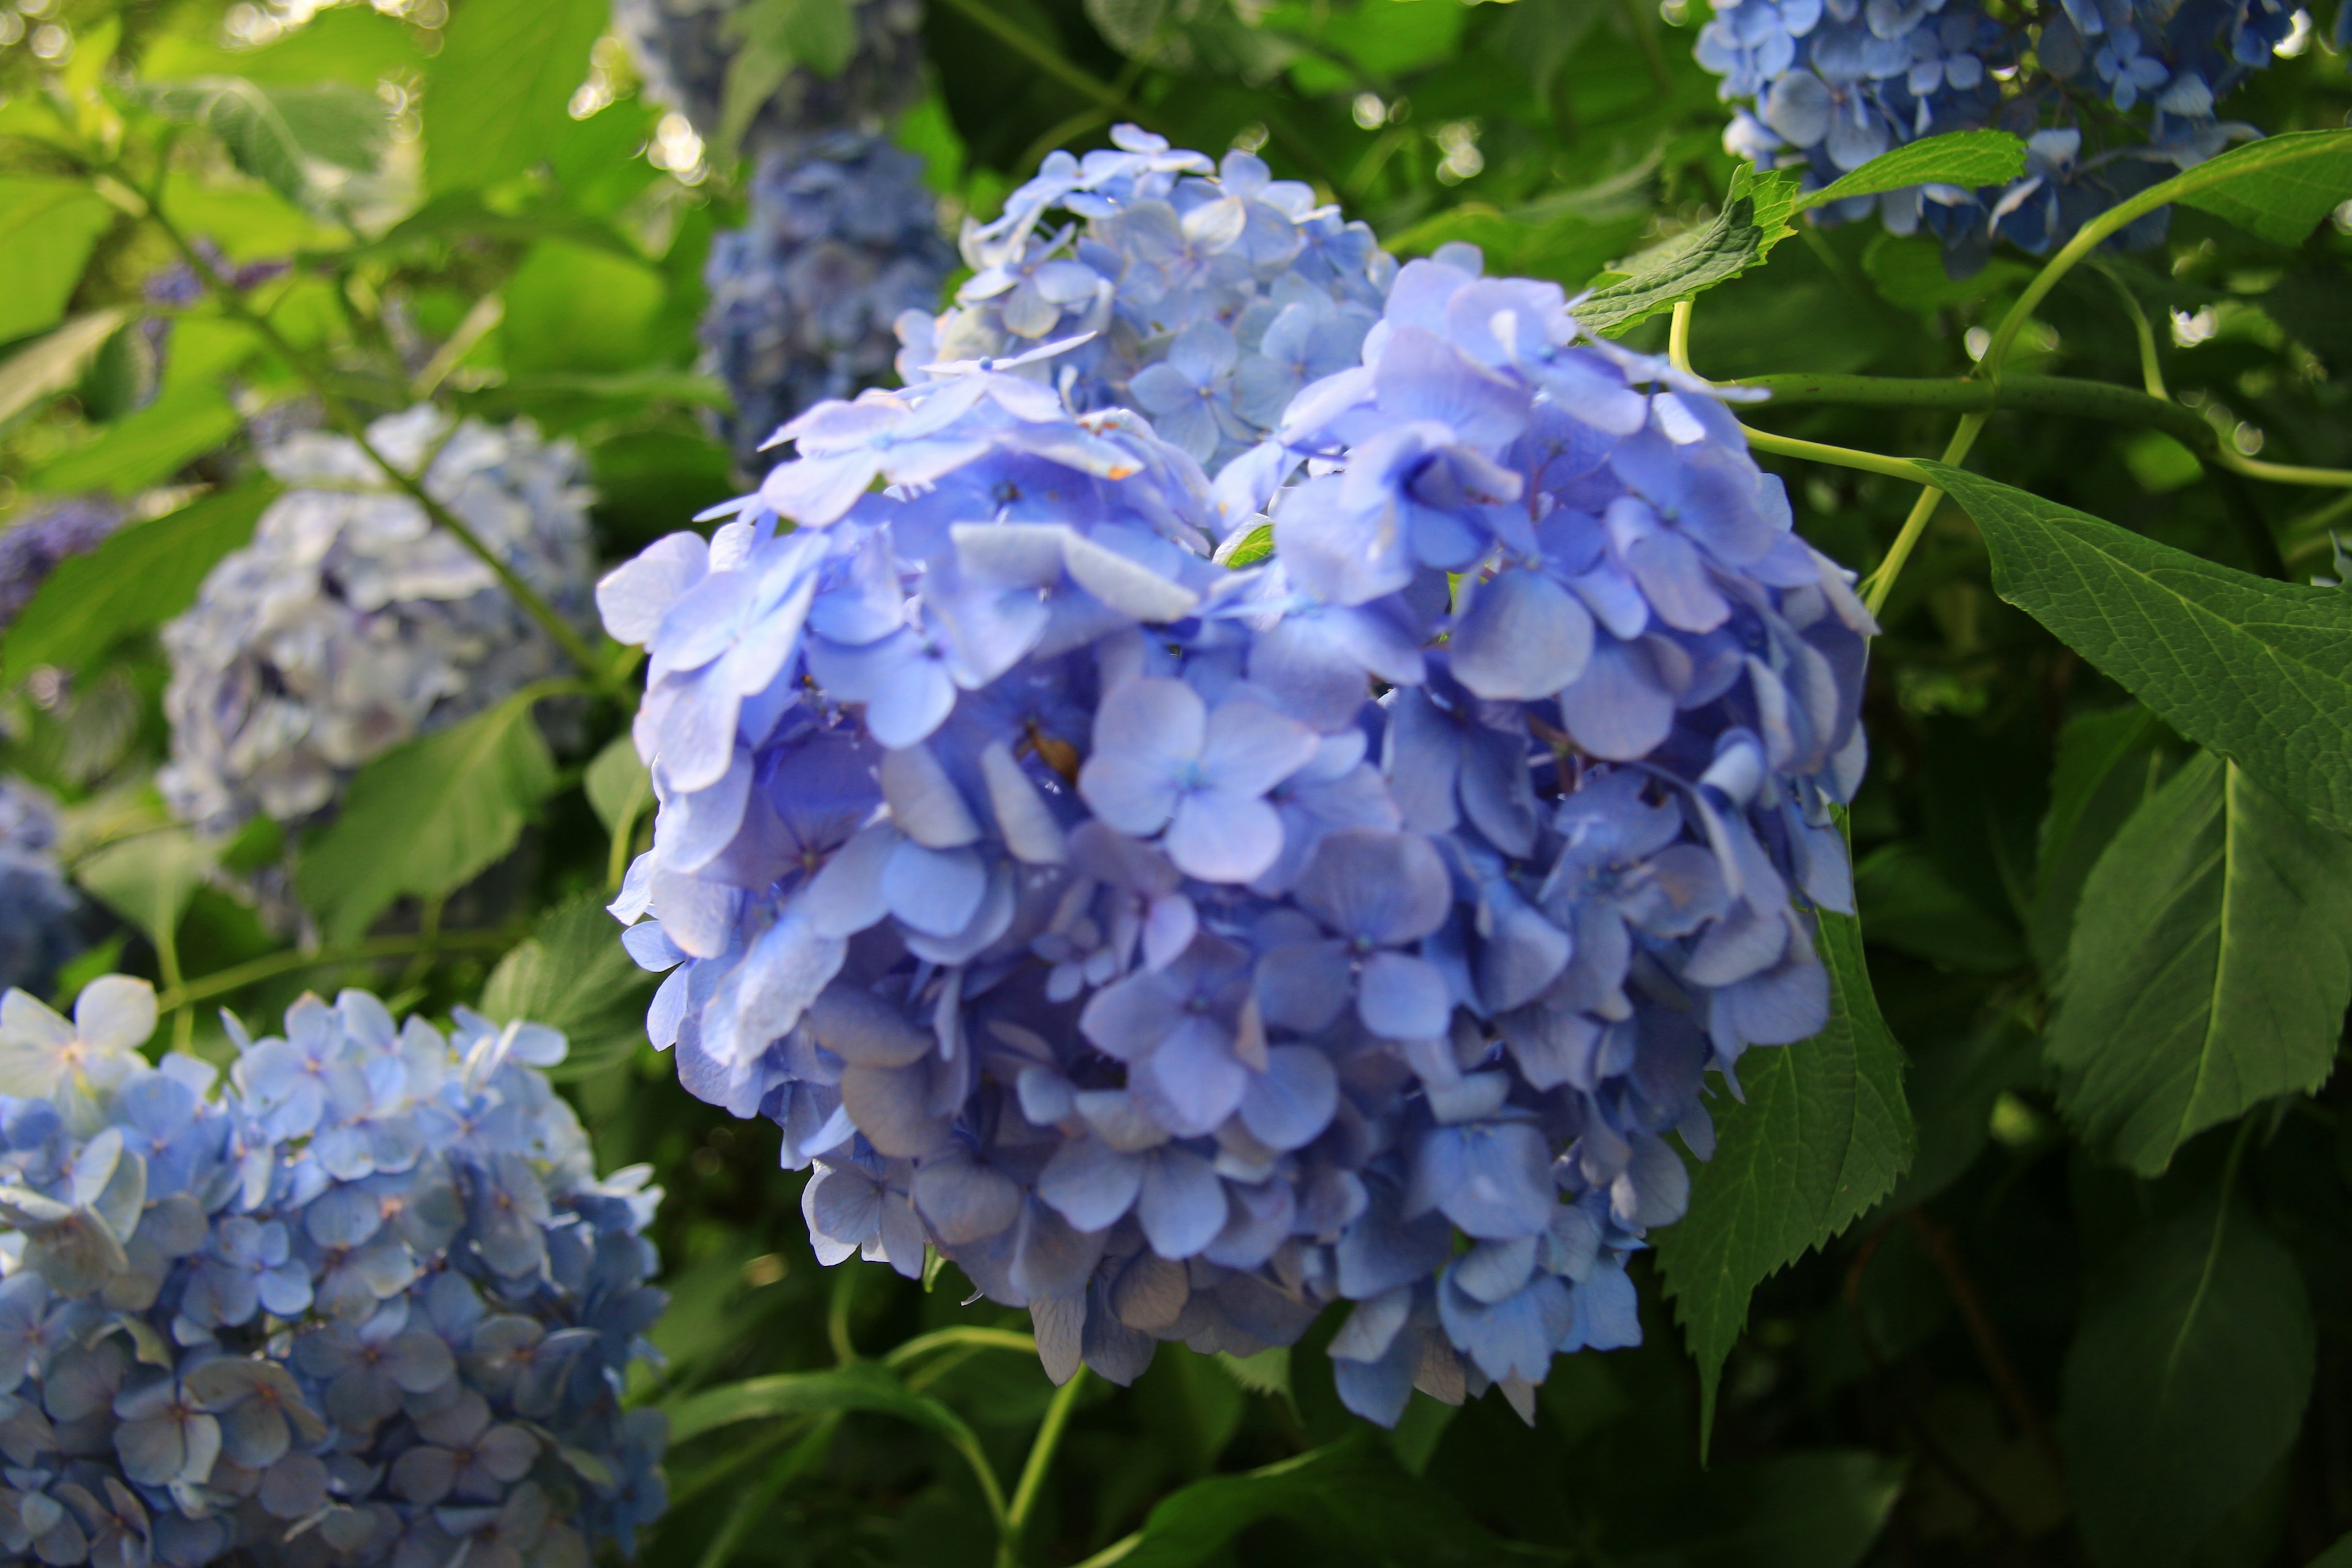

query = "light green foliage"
[1796,130,2027,211]
[0,179,118,345]
[479,891,655,1076]
[145,77,387,206]
[77,829,218,951]
[422,0,609,194]
[295,688,559,942]
[2061,1199,2315,1568]
[1656,907,1914,1442]
[1574,165,1801,337]
[2167,128,2352,244]
[2048,753,2352,1175]
[26,386,243,497]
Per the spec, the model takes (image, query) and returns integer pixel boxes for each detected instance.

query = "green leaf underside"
[1655,907,1915,1446]
[295,688,558,943]
[77,829,219,948]
[2060,1202,2315,1568]
[3,479,276,687]
[2166,128,2352,246]
[1106,1433,1499,1568]
[1798,129,2027,211]
[422,0,608,194]
[2048,753,2352,1177]
[1926,462,2352,837]
[583,734,651,837]
[1574,165,1800,337]
[665,1361,983,1451]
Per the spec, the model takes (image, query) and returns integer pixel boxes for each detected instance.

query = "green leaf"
[25,386,244,497]
[1102,1433,1501,1568]
[4,479,276,686]
[260,83,392,173]
[2309,1533,2352,1568]
[1796,130,2027,212]
[1860,233,2030,315]
[2029,703,2170,976]
[295,688,559,943]
[666,1360,985,1449]
[2047,753,2352,1177]
[478,891,652,1077]
[1610,1452,1908,1568]
[423,0,608,194]
[141,5,425,90]
[500,240,667,375]
[2165,128,2352,247]
[1851,842,2024,974]
[146,79,320,206]
[1574,165,1801,337]
[77,829,218,949]
[0,310,129,428]
[1923,462,2352,837]
[584,735,651,837]
[1656,907,1914,1444]
[0,179,117,346]
[2060,1199,2314,1568]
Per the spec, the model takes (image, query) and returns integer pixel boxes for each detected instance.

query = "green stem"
[694,1414,842,1568]
[1863,412,1984,618]
[1729,371,2218,455]
[1738,425,1933,486]
[157,929,514,1012]
[2097,264,2167,399]
[827,1267,860,1364]
[883,1327,1040,1371]
[140,195,622,699]
[998,1367,1090,1568]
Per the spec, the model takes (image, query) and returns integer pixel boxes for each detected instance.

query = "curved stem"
[1668,298,1694,372]
[2212,449,2352,488]
[1730,371,2217,454]
[883,1327,1040,1371]
[1863,412,1985,618]
[1738,425,1933,485]
[157,929,515,1012]
[2097,264,2167,399]
[827,1267,861,1364]
[998,1368,1090,1568]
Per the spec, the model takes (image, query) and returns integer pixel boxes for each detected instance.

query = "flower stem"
[883,1327,1041,1372]
[156,929,516,1013]
[998,1367,1090,1568]
[1738,425,1934,486]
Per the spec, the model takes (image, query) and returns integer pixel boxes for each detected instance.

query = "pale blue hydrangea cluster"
[0,498,126,632]
[1701,0,2285,259]
[898,126,1396,476]
[598,212,1871,1424]
[703,132,956,477]
[0,976,666,1566]
[0,781,85,999]
[159,408,596,834]
[611,0,925,160]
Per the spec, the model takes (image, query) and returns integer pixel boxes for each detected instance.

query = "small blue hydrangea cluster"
[1698,0,2285,259]
[159,407,597,834]
[611,0,925,160]
[0,781,85,999]
[598,206,1870,1423]
[0,497,126,632]
[703,132,956,477]
[899,126,1396,475]
[0,976,667,1567]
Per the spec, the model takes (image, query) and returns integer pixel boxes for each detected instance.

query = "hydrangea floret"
[0,976,668,1567]
[899,126,1396,475]
[0,781,86,998]
[600,183,1871,1426]
[1698,0,2283,260]
[703,131,957,478]
[159,407,597,834]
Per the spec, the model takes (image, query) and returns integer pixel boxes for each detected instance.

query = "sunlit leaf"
[77,830,219,950]
[2166,127,2352,246]
[423,0,609,193]
[1574,165,1801,337]
[0,179,118,345]
[0,310,129,427]
[24,386,243,497]
[1796,129,2027,211]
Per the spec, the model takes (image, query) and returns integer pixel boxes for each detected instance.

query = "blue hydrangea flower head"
[0,497,126,632]
[1698,0,2275,260]
[704,131,957,476]
[899,125,1397,475]
[159,407,597,834]
[612,0,925,160]
[0,974,667,1566]
[601,212,1872,1425]
[0,780,87,1000]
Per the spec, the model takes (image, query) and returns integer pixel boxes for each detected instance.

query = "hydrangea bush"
[0,976,667,1567]
[702,132,957,477]
[1698,0,2287,258]
[159,408,597,835]
[900,127,1396,475]
[598,219,1867,1422]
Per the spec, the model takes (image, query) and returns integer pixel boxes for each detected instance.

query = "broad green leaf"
[295,689,559,942]
[24,386,243,498]
[0,311,128,428]
[584,735,651,838]
[1574,166,1801,337]
[1851,842,2024,974]
[77,829,218,949]
[2309,1534,2352,1568]
[0,179,116,345]
[2029,703,2169,976]
[1084,0,1167,52]
[500,241,666,375]
[1924,462,2352,837]
[1656,907,1914,1443]
[1607,1451,1907,1568]
[2060,1199,2314,1568]
[1101,1433,1499,1568]
[146,79,317,205]
[1796,130,2027,211]
[141,5,425,89]
[424,0,608,194]
[666,1360,985,1450]
[1860,233,2029,315]
[4,480,276,685]
[260,83,392,173]
[478,891,653,1077]
[2165,128,2352,247]
[2047,753,2352,1177]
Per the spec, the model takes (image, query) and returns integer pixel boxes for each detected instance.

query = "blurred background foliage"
[0,0,2348,1562]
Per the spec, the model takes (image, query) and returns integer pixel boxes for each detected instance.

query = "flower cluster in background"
[0,498,125,634]
[1699,0,2286,260]
[159,407,597,835]
[612,0,926,162]
[901,126,1396,475]
[0,976,667,1566]
[0,780,86,998]
[702,132,957,478]
[597,127,1871,1422]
